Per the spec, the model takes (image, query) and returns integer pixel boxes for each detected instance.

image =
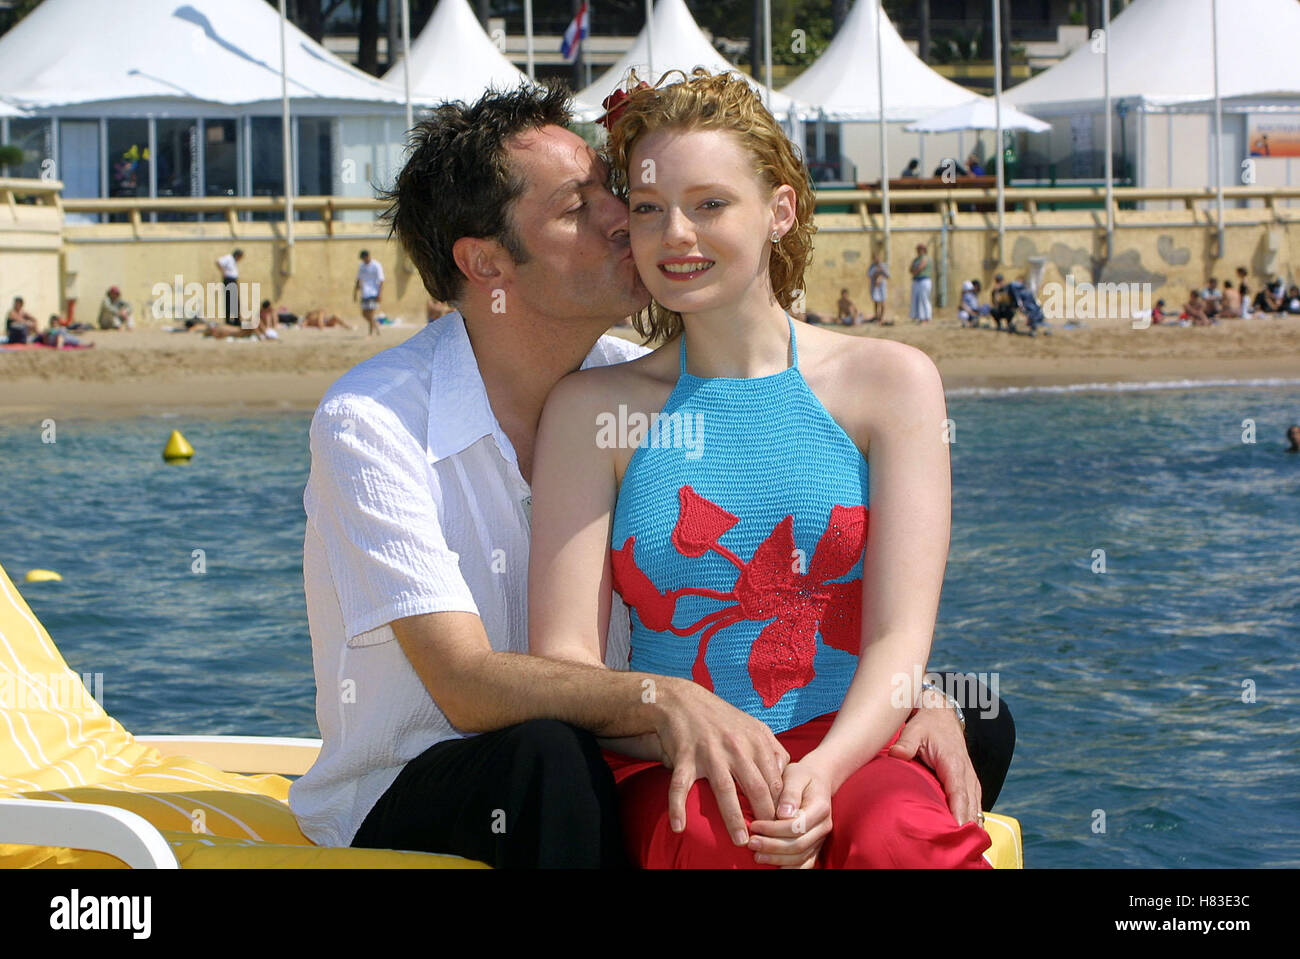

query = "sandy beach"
[2,315,1298,419]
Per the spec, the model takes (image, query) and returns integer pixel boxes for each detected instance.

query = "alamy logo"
[50,890,151,939]
[1040,275,1152,322]
[596,404,705,460]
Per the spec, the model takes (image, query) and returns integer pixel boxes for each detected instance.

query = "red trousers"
[603,712,993,869]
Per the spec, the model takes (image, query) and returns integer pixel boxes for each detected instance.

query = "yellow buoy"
[163,429,195,462]
[25,569,62,583]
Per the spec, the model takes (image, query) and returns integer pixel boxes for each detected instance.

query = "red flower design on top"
[610,486,868,708]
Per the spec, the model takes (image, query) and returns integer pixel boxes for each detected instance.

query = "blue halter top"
[610,316,871,733]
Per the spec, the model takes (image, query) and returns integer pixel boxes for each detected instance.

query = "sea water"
[1,384,1297,868]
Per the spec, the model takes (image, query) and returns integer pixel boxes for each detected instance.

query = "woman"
[909,243,933,323]
[527,70,990,869]
[868,252,890,324]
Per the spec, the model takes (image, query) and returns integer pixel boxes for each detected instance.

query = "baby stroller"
[1007,282,1046,334]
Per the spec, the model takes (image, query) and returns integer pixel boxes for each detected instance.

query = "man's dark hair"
[381,84,573,304]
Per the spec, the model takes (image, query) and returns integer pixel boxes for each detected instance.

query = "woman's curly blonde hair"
[603,67,817,343]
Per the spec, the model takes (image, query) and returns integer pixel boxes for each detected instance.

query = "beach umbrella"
[903,99,1050,134]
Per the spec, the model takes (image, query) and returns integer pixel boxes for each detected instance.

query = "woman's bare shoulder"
[544,339,680,424]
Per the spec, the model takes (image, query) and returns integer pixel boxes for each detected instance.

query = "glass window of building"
[107,118,150,198]
[297,117,333,219]
[5,117,53,181]
[156,119,198,197]
[204,119,238,198]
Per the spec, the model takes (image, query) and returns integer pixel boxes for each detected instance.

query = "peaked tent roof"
[575,0,800,120]
[0,99,28,117]
[0,0,406,110]
[382,0,532,106]
[779,0,978,121]
[1007,0,1300,109]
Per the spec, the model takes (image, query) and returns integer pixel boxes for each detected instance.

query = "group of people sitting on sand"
[1154,269,1300,326]
[5,296,94,349]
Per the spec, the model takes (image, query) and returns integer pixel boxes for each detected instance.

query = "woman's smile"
[658,257,716,280]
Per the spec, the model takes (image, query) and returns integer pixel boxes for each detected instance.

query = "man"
[97,286,134,331]
[354,249,385,336]
[5,297,38,344]
[836,288,863,326]
[214,248,243,327]
[290,85,1013,869]
[1287,425,1300,453]
[989,273,1017,332]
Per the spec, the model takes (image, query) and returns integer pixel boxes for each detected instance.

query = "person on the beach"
[1220,281,1242,319]
[215,248,243,327]
[868,252,889,324]
[836,288,863,326]
[527,69,993,868]
[302,309,351,329]
[290,83,1013,870]
[989,274,1016,332]
[257,300,281,340]
[97,286,134,331]
[1236,267,1252,318]
[355,249,385,336]
[1202,278,1222,318]
[1182,289,1212,326]
[37,314,90,349]
[5,297,38,344]
[958,279,989,328]
[910,243,933,323]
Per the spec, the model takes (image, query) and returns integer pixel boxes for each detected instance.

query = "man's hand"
[748,758,833,868]
[653,677,789,845]
[888,688,982,826]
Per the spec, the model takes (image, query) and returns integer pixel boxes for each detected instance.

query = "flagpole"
[763,0,772,109]
[1211,0,1225,259]
[875,0,890,262]
[525,0,535,80]
[401,0,412,133]
[1103,0,1114,261]
[279,0,294,276]
[646,0,655,78]
[993,0,1005,264]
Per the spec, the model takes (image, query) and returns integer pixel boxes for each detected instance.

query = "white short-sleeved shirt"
[288,312,650,847]
[217,253,238,279]
[356,259,385,299]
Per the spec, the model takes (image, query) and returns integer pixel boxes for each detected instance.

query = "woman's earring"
[770,231,780,243]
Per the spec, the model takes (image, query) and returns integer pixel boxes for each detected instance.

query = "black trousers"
[352,687,1016,868]
[351,719,628,869]
[223,278,240,326]
[934,670,1017,810]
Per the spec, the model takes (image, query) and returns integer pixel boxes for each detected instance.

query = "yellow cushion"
[0,561,483,867]
[982,812,1023,869]
[13,831,488,869]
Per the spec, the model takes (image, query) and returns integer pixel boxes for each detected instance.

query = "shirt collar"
[425,311,624,469]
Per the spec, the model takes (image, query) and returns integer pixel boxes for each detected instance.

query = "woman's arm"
[800,343,952,795]
[528,369,622,667]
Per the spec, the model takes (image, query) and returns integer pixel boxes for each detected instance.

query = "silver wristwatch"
[920,680,966,733]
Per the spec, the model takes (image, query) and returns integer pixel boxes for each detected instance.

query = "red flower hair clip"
[598,81,650,132]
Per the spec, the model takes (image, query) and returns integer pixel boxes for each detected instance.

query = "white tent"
[0,100,26,118]
[574,0,799,121]
[1007,0,1300,111]
[0,0,406,114]
[1004,0,1300,192]
[382,0,532,108]
[779,0,978,122]
[906,99,1050,134]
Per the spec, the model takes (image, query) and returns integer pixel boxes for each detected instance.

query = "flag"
[560,2,589,62]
